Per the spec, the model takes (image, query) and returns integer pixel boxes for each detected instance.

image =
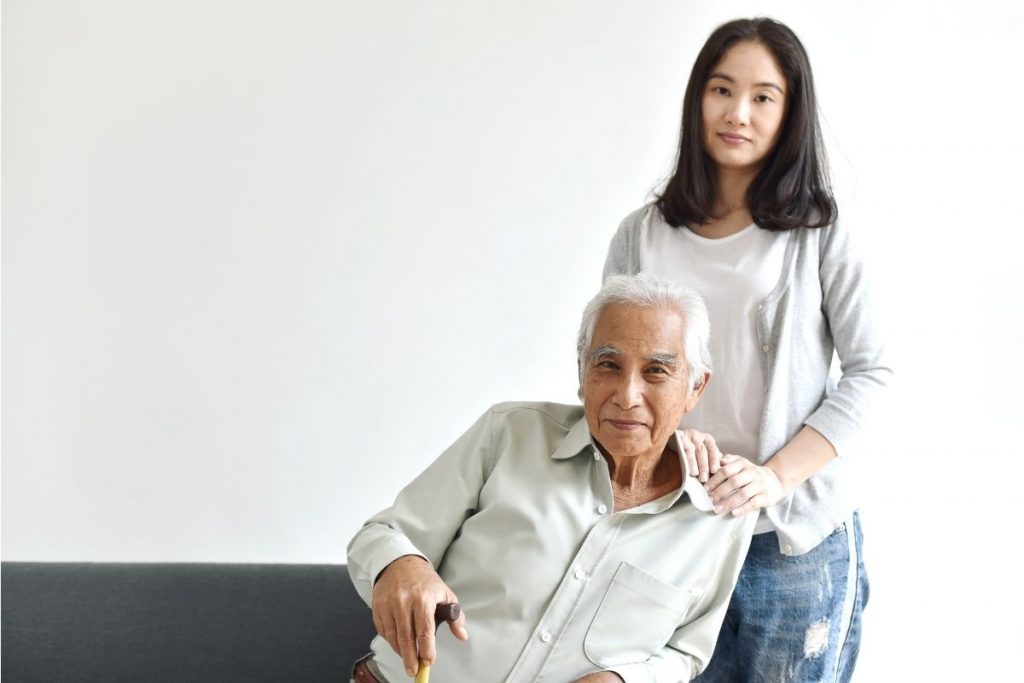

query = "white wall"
[4,1,1022,679]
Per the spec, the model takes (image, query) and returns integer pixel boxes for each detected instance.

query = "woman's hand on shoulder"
[571,672,624,683]
[703,453,785,516]
[680,428,722,483]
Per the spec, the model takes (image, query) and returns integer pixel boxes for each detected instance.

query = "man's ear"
[577,360,584,400]
[684,371,711,412]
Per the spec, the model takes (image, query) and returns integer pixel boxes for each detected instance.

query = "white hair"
[577,274,712,389]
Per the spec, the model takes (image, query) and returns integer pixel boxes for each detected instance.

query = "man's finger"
[414,602,438,666]
[448,608,469,641]
[395,615,420,676]
[379,614,401,660]
[372,611,387,641]
[415,632,436,668]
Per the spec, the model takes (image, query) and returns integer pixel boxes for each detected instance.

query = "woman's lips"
[717,132,749,144]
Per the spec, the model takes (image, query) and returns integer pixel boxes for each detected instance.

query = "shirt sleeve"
[803,220,894,457]
[346,408,496,605]
[606,513,756,683]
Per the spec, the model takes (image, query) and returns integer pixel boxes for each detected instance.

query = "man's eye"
[646,366,667,375]
[597,361,618,370]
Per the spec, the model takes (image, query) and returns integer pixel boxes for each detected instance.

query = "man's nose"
[613,373,643,409]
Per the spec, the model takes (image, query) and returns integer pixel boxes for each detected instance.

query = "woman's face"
[701,40,788,174]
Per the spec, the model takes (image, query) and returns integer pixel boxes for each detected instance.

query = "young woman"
[603,18,891,683]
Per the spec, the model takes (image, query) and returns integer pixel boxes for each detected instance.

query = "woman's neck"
[690,165,758,239]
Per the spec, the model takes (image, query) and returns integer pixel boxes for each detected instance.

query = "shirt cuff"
[363,536,431,586]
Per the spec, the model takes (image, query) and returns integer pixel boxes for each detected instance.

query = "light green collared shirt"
[348,402,755,682]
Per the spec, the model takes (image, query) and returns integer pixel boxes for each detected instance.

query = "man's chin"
[598,434,653,461]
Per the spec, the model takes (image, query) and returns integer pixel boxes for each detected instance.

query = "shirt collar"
[552,417,716,513]
[550,414,594,460]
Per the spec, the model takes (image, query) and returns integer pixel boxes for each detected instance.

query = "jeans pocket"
[584,562,695,669]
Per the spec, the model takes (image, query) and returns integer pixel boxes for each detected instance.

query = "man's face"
[581,303,707,462]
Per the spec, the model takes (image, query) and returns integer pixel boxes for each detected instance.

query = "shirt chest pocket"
[584,562,696,668]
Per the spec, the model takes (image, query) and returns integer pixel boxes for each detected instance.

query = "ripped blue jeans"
[695,512,868,683]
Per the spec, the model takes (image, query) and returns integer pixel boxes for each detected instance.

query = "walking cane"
[414,602,461,683]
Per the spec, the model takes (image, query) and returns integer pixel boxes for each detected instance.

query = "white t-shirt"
[643,220,788,533]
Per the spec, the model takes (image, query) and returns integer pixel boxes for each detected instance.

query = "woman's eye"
[755,94,775,103]
[712,86,730,96]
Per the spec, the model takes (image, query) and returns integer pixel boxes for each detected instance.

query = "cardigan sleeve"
[802,220,894,457]
[601,206,648,280]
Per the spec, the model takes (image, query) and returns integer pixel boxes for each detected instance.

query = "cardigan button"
[762,344,770,353]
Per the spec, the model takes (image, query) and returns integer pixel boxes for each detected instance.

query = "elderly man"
[347,274,756,682]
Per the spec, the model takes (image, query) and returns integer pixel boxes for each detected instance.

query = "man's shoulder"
[487,401,584,430]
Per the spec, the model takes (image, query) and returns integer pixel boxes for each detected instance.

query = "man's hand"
[703,453,785,516]
[680,428,722,483]
[370,555,468,677]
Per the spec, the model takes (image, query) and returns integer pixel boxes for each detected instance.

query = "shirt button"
[596,504,608,515]
[593,451,601,461]
[540,631,552,643]
[762,344,770,353]
[573,568,585,580]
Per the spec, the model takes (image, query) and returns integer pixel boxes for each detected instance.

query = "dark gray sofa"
[1,562,376,682]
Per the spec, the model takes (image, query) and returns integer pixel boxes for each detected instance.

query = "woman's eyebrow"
[707,72,785,94]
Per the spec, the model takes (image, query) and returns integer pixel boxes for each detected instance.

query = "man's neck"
[604,446,682,511]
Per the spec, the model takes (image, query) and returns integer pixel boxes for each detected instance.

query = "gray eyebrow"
[590,345,621,362]
[590,347,679,368]
[648,353,679,367]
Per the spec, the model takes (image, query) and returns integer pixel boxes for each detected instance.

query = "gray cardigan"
[604,205,892,555]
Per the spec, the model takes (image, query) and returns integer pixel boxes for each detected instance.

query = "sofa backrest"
[2,562,376,683]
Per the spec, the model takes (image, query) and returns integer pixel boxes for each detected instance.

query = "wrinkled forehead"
[589,303,686,358]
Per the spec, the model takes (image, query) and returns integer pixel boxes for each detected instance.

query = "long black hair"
[656,17,836,231]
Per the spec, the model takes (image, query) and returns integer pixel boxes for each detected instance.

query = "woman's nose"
[726,98,750,126]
